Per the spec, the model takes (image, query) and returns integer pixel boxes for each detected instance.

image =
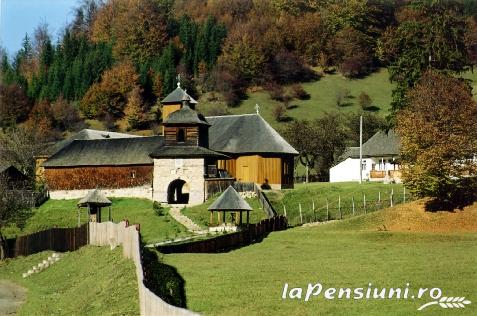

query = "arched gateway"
[167,179,189,204]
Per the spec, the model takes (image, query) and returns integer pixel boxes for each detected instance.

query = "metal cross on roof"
[255,104,260,115]
[177,74,181,87]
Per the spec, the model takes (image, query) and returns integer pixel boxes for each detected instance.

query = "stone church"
[40,84,298,205]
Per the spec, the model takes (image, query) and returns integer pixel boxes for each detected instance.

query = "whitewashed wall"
[330,157,400,183]
[49,186,153,200]
[330,158,362,182]
[153,158,205,205]
[89,221,199,316]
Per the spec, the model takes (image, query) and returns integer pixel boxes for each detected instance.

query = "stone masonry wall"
[153,158,205,206]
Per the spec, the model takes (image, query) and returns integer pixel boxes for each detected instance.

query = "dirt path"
[0,280,26,315]
[168,207,208,234]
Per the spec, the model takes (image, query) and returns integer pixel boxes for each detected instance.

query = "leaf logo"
[418,296,471,311]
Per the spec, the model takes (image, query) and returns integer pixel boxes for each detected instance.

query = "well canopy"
[77,189,112,207]
[208,186,253,212]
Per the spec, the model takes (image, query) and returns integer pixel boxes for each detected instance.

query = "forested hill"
[1,0,477,140]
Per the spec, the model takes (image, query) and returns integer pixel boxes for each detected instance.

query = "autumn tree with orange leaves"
[397,71,477,209]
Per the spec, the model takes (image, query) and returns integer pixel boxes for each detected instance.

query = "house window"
[177,128,185,142]
[207,165,217,177]
[361,161,366,171]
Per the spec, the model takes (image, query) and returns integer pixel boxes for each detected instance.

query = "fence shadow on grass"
[141,246,187,309]
[156,216,286,254]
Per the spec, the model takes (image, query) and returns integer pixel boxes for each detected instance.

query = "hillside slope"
[313,199,477,233]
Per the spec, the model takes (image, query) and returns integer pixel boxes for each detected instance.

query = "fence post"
[403,187,406,203]
[299,203,303,224]
[283,205,287,217]
[338,195,342,219]
[312,199,316,222]
[77,207,80,227]
[390,192,394,207]
[326,198,329,221]
[352,196,355,216]
[363,194,366,214]
[378,191,381,207]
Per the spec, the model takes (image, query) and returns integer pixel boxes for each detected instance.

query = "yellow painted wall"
[218,155,282,185]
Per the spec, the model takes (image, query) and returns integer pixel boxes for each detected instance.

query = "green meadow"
[0,246,139,315]
[1,198,190,244]
[267,182,404,225]
[164,218,477,316]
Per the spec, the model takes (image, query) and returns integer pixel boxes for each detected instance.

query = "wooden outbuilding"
[77,189,112,223]
[0,164,29,189]
[208,186,253,228]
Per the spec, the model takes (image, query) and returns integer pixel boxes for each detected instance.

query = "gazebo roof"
[77,189,112,207]
[208,186,253,212]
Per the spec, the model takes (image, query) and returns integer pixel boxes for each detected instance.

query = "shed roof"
[0,164,12,174]
[77,189,112,207]
[150,146,229,159]
[206,114,298,155]
[337,130,400,163]
[42,136,163,167]
[208,186,253,211]
[163,105,209,125]
[161,84,198,104]
[39,129,141,156]
[362,129,400,157]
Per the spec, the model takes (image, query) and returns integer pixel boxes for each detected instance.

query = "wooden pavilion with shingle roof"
[77,189,112,223]
[208,186,253,228]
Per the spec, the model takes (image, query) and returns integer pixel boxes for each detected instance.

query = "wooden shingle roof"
[208,186,253,211]
[161,85,198,104]
[163,105,209,125]
[77,189,112,207]
[206,114,298,155]
[150,146,229,159]
[42,136,163,167]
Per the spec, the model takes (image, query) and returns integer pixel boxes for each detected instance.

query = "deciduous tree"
[397,71,477,208]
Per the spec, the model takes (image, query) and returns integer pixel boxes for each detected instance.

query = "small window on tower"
[177,128,185,142]
[131,171,136,179]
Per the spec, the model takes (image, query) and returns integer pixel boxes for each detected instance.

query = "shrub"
[266,82,286,101]
[358,92,372,110]
[273,104,288,122]
[153,201,165,216]
[270,49,318,84]
[339,52,373,78]
[290,84,310,100]
[335,88,351,107]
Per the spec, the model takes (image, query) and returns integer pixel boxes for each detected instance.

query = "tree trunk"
[0,233,6,260]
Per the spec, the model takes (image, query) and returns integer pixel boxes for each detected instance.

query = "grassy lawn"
[0,246,139,315]
[164,215,477,315]
[2,198,190,244]
[267,182,404,226]
[198,68,394,131]
[182,196,268,229]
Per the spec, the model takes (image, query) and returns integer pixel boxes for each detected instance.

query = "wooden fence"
[156,216,288,254]
[4,224,88,258]
[89,221,198,316]
[279,188,414,226]
[255,185,277,218]
[205,180,255,199]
